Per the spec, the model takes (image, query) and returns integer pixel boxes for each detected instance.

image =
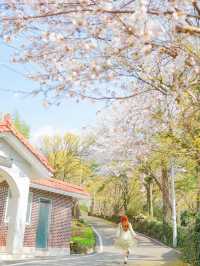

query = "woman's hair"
[120,215,129,232]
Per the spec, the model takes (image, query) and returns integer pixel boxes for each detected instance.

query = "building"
[0,115,89,260]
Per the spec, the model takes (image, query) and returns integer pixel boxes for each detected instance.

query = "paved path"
[1,216,180,266]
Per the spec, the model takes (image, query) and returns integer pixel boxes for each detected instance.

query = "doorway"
[36,198,51,249]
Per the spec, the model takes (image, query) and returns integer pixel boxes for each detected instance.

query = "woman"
[115,215,139,264]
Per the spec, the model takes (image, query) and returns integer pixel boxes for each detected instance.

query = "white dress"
[115,222,137,250]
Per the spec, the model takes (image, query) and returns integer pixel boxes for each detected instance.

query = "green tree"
[40,133,93,185]
[13,113,30,139]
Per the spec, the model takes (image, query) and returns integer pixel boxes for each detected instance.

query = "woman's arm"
[129,223,137,238]
[116,223,121,238]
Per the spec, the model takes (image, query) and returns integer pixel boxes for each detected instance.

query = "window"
[26,192,33,225]
[4,190,33,225]
[4,189,12,223]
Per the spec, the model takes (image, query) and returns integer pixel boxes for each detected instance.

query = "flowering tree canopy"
[88,90,161,176]
[0,0,199,104]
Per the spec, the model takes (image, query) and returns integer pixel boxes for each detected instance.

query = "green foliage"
[13,113,30,139]
[40,133,93,185]
[180,210,196,227]
[70,220,96,254]
[181,214,200,266]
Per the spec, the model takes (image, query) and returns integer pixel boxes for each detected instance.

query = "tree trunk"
[196,165,200,212]
[161,164,171,242]
[149,182,154,217]
[197,190,200,212]
[72,200,81,220]
[146,182,154,217]
[121,174,129,213]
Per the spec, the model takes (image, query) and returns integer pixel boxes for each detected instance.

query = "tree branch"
[193,1,200,16]
[74,88,155,101]
[2,8,135,21]
[175,24,200,35]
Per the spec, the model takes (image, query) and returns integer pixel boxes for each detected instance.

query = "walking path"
[1,215,181,266]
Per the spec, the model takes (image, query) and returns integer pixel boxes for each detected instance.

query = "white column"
[7,176,30,254]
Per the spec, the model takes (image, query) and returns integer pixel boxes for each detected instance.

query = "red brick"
[0,182,73,249]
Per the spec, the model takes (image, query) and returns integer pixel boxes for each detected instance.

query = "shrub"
[181,214,200,266]
[70,220,96,254]
[180,210,196,227]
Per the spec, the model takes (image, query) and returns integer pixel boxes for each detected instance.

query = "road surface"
[1,215,181,266]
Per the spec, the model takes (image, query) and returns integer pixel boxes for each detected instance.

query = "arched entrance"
[0,165,30,255]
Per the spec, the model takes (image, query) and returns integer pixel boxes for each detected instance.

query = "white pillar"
[7,176,30,254]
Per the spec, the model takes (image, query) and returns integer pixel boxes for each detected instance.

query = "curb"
[81,215,103,254]
[90,225,103,254]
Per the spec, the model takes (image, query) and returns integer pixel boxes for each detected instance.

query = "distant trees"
[13,112,30,139]
[39,133,93,185]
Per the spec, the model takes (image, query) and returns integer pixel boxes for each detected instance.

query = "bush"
[70,220,96,254]
[181,214,200,266]
[129,216,188,247]
[92,213,120,223]
[180,210,196,227]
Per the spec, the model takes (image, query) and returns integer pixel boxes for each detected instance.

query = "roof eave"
[30,182,90,200]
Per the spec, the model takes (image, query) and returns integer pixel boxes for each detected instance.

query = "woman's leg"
[128,248,131,256]
[124,250,128,264]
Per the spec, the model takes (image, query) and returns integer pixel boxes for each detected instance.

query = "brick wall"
[0,182,73,249]
[24,188,72,249]
[0,182,8,247]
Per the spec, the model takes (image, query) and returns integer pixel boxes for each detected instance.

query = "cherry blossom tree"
[0,0,199,104]
[86,90,163,213]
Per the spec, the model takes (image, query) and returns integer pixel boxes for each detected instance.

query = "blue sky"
[0,42,103,141]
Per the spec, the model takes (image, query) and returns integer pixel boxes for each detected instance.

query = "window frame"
[26,192,33,226]
[4,189,11,223]
[4,190,33,225]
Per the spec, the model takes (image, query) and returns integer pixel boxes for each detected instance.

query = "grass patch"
[70,219,96,254]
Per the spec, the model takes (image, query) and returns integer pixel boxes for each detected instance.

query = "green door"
[36,199,51,248]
